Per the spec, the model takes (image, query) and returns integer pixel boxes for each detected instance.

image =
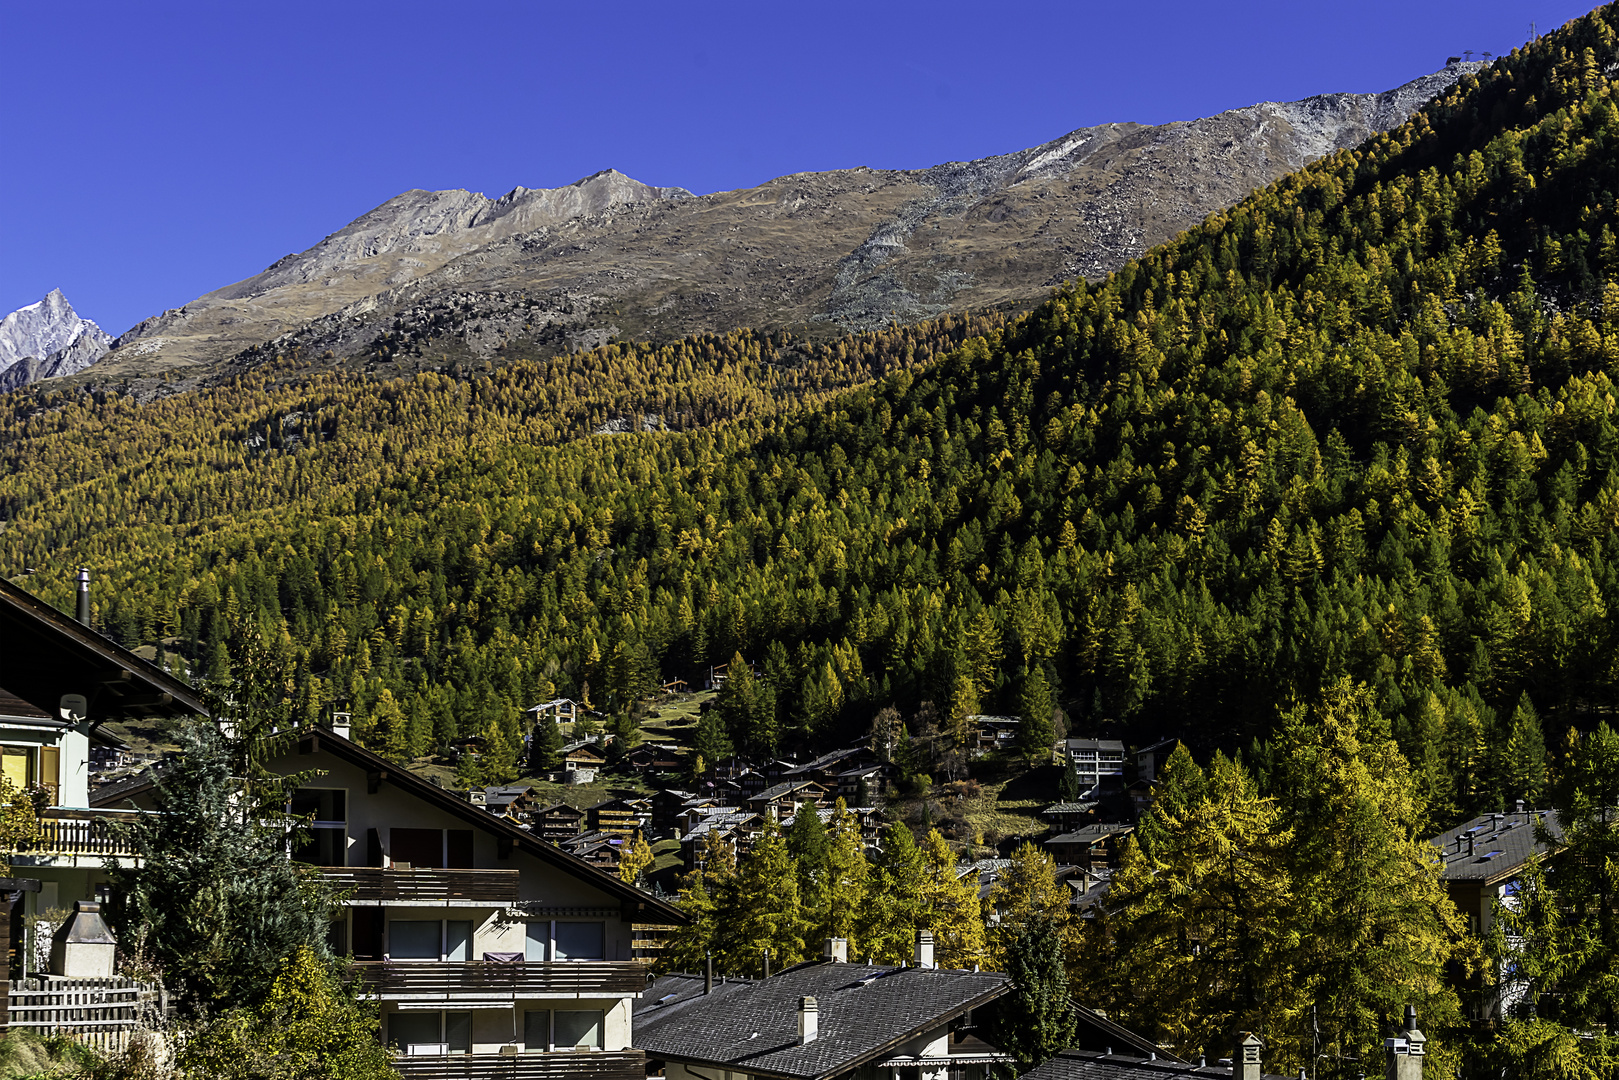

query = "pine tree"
[1091,752,1300,1062]
[984,913,1076,1072]
[1273,679,1467,1077]
[1502,692,1549,806]
[1017,667,1055,763]
[105,720,334,1015]
[1134,742,1205,858]
[823,799,870,954]
[862,822,927,964]
[786,804,831,928]
[530,711,564,772]
[987,842,1070,971]
[1056,760,1081,804]
[177,945,395,1080]
[693,710,733,773]
[715,820,806,971]
[919,828,986,970]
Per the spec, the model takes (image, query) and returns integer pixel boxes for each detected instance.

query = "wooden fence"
[4,975,164,1054]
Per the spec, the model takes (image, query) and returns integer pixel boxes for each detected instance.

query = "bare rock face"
[0,289,114,391]
[91,64,1483,383]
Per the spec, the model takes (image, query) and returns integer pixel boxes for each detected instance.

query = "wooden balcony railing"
[352,961,647,999]
[316,867,521,904]
[390,1050,644,1080]
[18,810,143,859]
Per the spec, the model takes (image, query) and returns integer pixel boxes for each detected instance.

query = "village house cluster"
[0,575,1563,1077]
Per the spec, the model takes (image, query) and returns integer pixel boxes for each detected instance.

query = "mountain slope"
[0,289,113,391]
[86,66,1483,387]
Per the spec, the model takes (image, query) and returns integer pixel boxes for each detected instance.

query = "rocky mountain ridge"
[81,63,1483,388]
[0,289,114,391]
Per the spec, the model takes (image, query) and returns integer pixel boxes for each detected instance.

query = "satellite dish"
[59,694,88,721]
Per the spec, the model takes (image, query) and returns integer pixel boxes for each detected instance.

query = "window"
[554,922,604,960]
[525,922,548,962]
[523,1009,551,1051]
[388,1011,472,1053]
[390,920,474,962]
[524,921,607,961]
[390,921,441,961]
[446,920,472,962]
[290,788,347,867]
[389,828,475,869]
[554,1010,604,1050]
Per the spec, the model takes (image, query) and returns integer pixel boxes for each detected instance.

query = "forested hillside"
[4,7,1619,826]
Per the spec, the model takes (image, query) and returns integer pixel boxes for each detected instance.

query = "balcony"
[352,961,647,1000]
[14,809,143,862]
[390,1050,644,1080]
[317,867,521,905]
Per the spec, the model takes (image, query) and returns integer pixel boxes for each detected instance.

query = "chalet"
[781,804,883,847]
[659,679,689,695]
[588,797,650,838]
[526,699,579,727]
[967,715,1019,755]
[0,576,208,929]
[1054,739,1127,792]
[624,742,682,775]
[533,802,587,844]
[835,763,884,804]
[746,780,828,819]
[636,936,1012,1080]
[651,789,706,840]
[477,785,538,819]
[1132,739,1180,784]
[264,725,682,1075]
[1041,801,1099,834]
[678,809,764,871]
[1045,824,1133,870]
[782,748,867,788]
[561,740,607,783]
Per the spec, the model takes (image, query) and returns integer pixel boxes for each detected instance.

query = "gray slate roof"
[1429,809,1562,883]
[635,963,1009,1080]
[1024,1048,1288,1080]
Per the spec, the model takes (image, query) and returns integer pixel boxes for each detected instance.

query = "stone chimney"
[823,937,848,963]
[331,712,352,741]
[914,929,935,969]
[50,901,117,977]
[1384,1005,1426,1080]
[798,996,818,1044]
[1235,1032,1263,1080]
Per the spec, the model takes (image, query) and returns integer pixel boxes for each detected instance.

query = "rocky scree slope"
[0,289,114,391]
[90,64,1482,387]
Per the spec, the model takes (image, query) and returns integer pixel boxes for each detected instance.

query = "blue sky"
[0,0,1599,336]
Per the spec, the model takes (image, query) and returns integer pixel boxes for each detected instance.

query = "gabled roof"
[752,779,827,803]
[0,578,209,721]
[636,963,1009,1080]
[0,685,53,722]
[279,727,683,923]
[1429,809,1562,885]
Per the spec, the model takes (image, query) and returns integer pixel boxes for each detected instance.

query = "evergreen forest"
[3,8,1619,836]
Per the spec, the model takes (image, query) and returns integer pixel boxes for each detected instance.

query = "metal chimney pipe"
[76,567,91,626]
[763,948,771,980]
[704,953,713,994]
